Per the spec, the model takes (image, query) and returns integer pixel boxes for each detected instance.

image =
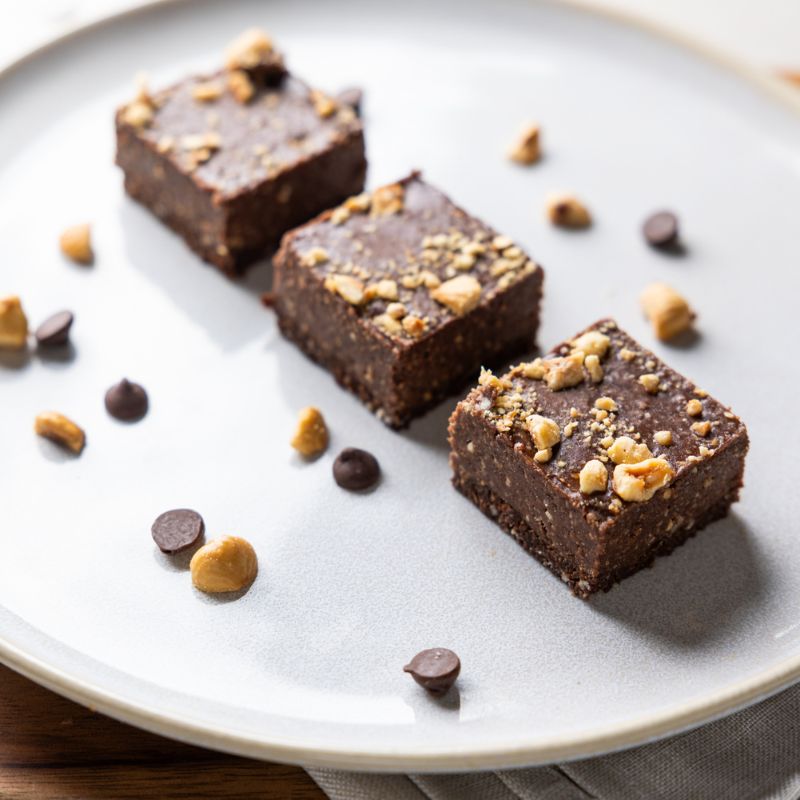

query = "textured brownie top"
[458,319,747,521]
[116,72,362,201]
[281,173,542,343]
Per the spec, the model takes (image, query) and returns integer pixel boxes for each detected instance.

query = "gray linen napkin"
[309,682,800,800]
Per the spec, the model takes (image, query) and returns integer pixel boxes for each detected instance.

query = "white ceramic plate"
[2,0,800,772]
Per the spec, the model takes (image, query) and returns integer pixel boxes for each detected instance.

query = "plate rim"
[1,0,799,771]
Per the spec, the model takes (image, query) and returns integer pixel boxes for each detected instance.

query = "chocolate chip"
[35,311,73,347]
[336,87,363,115]
[403,648,461,695]
[333,448,380,491]
[151,508,204,554]
[105,378,148,422]
[643,211,679,248]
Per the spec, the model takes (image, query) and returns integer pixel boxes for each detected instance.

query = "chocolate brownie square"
[273,173,544,428]
[115,30,366,275]
[448,319,749,597]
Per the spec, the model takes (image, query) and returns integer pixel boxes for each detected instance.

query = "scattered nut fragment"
[654,430,673,446]
[508,122,541,165]
[291,406,329,458]
[0,296,29,349]
[542,353,585,391]
[579,459,608,495]
[324,274,365,305]
[373,313,403,335]
[301,247,329,267]
[385,302,407,319]
[527,414,561,456]
[191,81,223,101]
[310,89,337,118]
[691,421,711,437]
[572,330,610,358]
[534,448,553,463]
[228,69,254,103]
[371,183,405,217]
[613,458,674,502]
[595,396,617,412]
[584,354,603,382]
[607,436,652,465]
[374,279,399,301]
[430,275,481,316]
[225,27,274,71]
[640,282,695,341]
[60,223,93,265]
[190,535,258,593]
[518,359,545,380]
[639,373,660,394]
[402,315,426,337]
[619,348,636,362]
[546,193,591,229]
[686,398,703,417]
[34,411,85,454]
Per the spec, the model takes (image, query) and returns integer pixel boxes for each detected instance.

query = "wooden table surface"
[0,665,325,799]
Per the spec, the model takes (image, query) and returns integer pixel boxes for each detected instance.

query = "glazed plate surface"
[1,0,799,771]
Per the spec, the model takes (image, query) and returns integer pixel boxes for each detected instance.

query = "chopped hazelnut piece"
[192,81,223,101]
[619,348,636,362]
[640,282,695,341]
[190,535,258,593]
[373,313,403,335]
[385,302,407,320]
[301,247,329,267]
[430,275,481,316]
[374,279,399,301]
[691,421,711,437]
[607,436,653,465]
[402,315,426,337]
[654,430,673,446]
[344,193,371,213]
[371,183,405,217]
[518,359,545,380]
[310,89,337,118]
[542,353,585,391]
[584,355,602,383]
[59,223,93,265]
[324,274,364,305]
[225,28,274,71]
[508,122,541,165]
[546,193,591,229]
[579,459,608,495]
[534,448,553,463]
[492,235,513,251]
[572,330,610,358]
[595,396,617,412]
[291,406,329,457]
[0,296,28,349]
[639,373,660,394]
[686,399,703,416]
[34,411,85,454]
[120,100,154,128]
[613,458,674,502]
[527,414,561,453]
[228,69,255,103]
[564,421,578,438]
[330,207,350,225]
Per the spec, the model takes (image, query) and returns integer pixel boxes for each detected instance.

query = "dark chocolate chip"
[403,648,461,695]
[643,211,679,248]
[333,448,380,491]
[105,378,148,422]
[151,508,204,554]
[336,87,363,115]
[35,311,73,347]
